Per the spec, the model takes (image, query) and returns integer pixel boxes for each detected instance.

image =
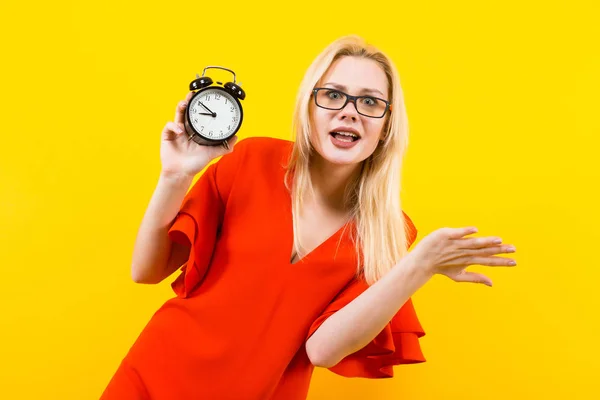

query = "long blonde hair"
[284,35,412,286]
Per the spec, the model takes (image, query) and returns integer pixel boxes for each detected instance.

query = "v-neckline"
[277,141,353,266]
[287,215,350,266]
[284,194,352,266]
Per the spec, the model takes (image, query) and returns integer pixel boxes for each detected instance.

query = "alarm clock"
[184,66,246,150]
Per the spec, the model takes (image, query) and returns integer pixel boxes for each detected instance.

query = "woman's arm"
[307,226,514,368]
[130,172,195,284]
[305,255,431,368]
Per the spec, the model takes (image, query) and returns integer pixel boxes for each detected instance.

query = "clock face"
[188,88,242,140]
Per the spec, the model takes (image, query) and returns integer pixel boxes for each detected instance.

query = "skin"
[304,59,517,368]
[308,55,390,210]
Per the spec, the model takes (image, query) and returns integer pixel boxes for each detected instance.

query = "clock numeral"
[230,106,234,112]
[220,130,223,135]
[200,126,204,132]
[227,125,230,131]
[215,94,221,100]
[208,130,213,136]
[225,99,228,104]
[206,96,211,101]
[193,108,197,114]
[193,118,198,124]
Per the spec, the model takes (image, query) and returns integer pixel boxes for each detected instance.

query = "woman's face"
[309,56,390,166]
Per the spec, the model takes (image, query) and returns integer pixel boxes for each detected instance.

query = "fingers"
[460,241,518,263]
[174,100,187,125]
[227,135,239,148]
[470,244,516,256]
[458,236,509,249]
[185,91,194,102]
[217,136,239,156]
[202,136,239,160]
[174,92,195,125]
[447,227,478,239]
[451,271,493,287]
[162,121,185,141]
[454,253,516,267]
[468,255,517,267]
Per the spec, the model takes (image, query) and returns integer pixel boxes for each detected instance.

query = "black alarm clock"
[184,66,246,150]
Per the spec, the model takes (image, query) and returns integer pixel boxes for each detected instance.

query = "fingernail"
[506,246,516,252]
[508,260,517,266]
[493,238,502,244]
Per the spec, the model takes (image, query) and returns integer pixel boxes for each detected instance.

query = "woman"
[101,35,516,399]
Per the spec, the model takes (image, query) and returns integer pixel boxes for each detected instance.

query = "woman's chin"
[319,143,362,165]
[311,134,370,166]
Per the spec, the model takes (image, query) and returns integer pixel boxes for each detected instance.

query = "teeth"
[333,131,358,138]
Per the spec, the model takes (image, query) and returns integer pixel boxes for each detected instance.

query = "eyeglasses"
[312,87,391,118]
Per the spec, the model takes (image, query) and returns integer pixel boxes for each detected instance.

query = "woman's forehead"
[319,56,388,96]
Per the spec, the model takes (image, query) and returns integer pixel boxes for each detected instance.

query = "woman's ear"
[378,130,387,142]
[380,113,392,141]
[379,124,389,142]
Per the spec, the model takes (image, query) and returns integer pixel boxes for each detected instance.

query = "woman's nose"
[338,99,359,120]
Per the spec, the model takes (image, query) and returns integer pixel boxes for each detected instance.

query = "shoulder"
[225,136,293,171]
[214,136,290,167]
[235,135,293,159]
[211,136,293,197]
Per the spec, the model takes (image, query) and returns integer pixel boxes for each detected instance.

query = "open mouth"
[329,131,360,142]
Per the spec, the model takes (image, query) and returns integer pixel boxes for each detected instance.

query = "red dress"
[101,136,426,400]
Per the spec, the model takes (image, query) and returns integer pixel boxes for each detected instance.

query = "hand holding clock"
[160,91,238,178]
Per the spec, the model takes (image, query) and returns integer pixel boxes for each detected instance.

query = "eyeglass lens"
[315,89,387,117]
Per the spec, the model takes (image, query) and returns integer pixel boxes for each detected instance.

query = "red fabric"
[100,137,425,400]
[306,284,425,379]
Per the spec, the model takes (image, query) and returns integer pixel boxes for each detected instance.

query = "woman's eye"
[327,90,342,99]
[361,97,377,106]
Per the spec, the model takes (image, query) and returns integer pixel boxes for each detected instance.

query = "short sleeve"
[167,139,248,298]
[306,279,426,378]
[403,210,418,249]
[306,211,425,378]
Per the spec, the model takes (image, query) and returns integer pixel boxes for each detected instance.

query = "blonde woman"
[101,35,516,399]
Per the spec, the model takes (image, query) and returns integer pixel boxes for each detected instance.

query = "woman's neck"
[308,155,361,212]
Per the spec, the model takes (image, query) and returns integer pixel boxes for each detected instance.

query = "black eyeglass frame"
[312,87,392,118]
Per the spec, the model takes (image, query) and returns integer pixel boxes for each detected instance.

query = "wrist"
[158,171,195,188]
[397,251,435,283]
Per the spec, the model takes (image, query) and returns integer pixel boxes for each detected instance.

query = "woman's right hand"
[406,227,517,287]
[160,91,238,178]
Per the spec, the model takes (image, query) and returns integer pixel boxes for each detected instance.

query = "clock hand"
[198,112,214,116]
[199,102,216,117]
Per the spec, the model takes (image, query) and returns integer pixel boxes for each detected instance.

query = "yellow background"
[1,0,598,399]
